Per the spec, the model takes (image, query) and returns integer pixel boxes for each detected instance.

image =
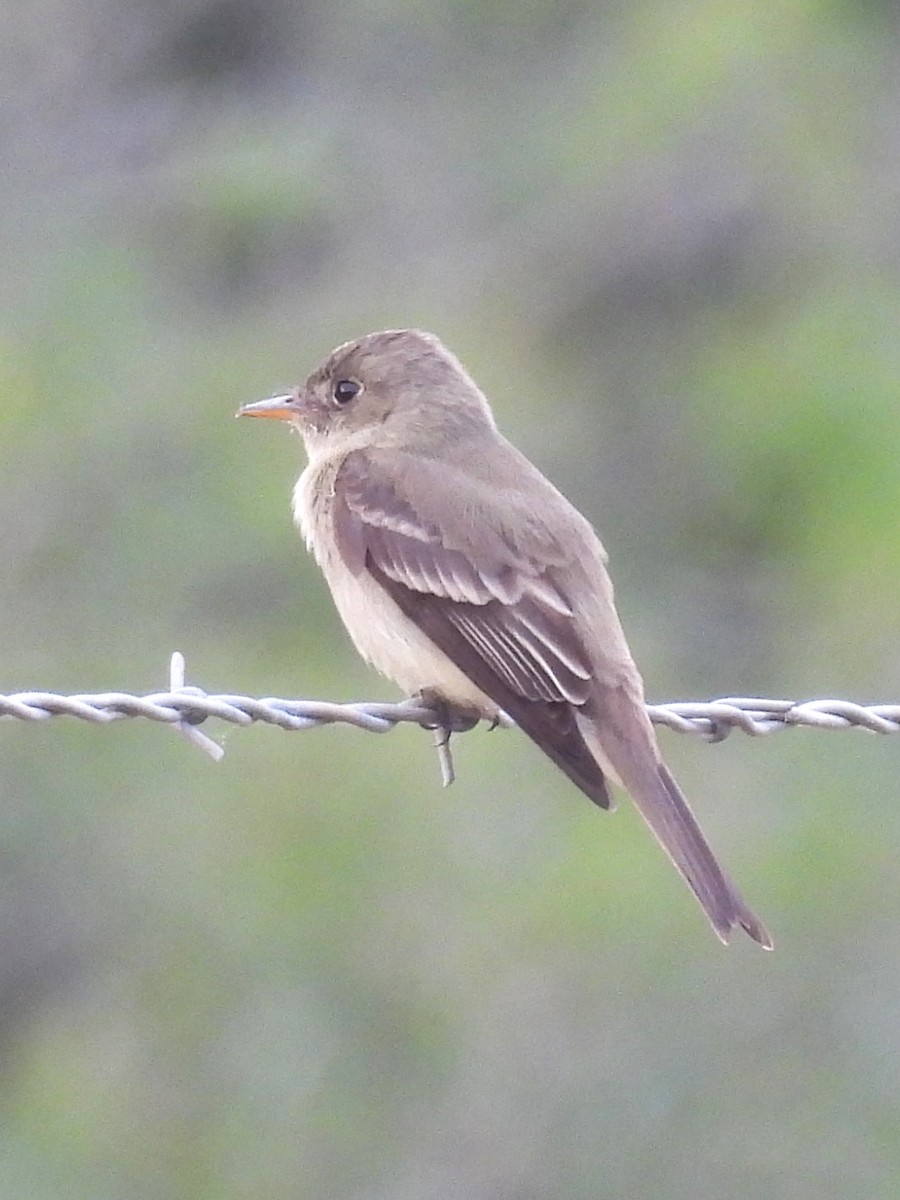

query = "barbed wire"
[1,654,897,780]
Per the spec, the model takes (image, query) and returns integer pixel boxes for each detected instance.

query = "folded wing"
[333,448,614,807]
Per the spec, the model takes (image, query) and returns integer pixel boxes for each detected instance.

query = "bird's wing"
[332,448,614,807]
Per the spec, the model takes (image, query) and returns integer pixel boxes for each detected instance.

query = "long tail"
[577,692,771,948]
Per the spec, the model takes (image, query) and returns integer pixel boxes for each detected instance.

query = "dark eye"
[332,379,361,405]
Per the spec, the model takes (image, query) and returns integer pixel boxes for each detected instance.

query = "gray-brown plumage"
[238,329,771,948]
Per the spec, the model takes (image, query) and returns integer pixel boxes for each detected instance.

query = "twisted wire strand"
[0,654,897,766]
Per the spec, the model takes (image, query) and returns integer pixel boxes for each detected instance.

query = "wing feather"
[336,452,593,709]
[332,449,611,807]
[448,610,538,698]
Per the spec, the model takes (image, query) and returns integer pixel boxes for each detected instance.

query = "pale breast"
[293,459,498,715]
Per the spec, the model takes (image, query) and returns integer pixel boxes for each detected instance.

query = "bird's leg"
[432,725,456,788]
[413,689,481,788]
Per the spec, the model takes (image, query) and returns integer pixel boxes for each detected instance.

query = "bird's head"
[237,328,495,458]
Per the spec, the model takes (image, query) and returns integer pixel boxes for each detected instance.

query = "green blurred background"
[1,2,899,1196]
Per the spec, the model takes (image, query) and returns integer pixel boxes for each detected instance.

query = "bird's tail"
[577,693,771,948]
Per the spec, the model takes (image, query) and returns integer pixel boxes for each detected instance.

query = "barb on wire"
[1,653,897,780]
[169,651,225,762]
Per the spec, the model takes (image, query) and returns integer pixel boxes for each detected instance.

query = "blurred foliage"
[1,1,899,1197]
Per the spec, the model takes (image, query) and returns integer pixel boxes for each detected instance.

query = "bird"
[238,328,771,948]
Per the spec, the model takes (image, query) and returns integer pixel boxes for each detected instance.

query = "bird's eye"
[332,379,361,405]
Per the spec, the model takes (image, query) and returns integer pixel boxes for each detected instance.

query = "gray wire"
[1,653,898,765]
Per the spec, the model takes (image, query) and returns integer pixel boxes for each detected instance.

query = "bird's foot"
[414,689,481,734]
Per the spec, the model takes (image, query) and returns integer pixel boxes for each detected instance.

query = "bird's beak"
[236,394,296,420]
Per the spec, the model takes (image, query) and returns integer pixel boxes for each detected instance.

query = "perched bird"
[238,329,770,947]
